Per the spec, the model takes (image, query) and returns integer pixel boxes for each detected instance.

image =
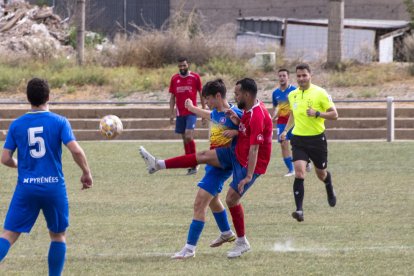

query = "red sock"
[188,140,196,154]
[229,204,245,237]
[184,142,191,155]
[165,154,198,169]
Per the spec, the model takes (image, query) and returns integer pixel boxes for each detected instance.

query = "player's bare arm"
[1,149,17,168]
[225,109,241,126]
[66,141,93,190]
[169,94,176,125]
[222,129,239,138]
[306,106,338,120]
[238,144,259,194]
[271,106,279,123]
[185,98,211,120]
[280,111,295,141]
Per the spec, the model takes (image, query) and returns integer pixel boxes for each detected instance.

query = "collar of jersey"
[27,110,49,114]
[300,83,314,92]
[280,84,292,93]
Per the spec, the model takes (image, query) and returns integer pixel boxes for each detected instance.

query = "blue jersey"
[4,111,75,187]
[209,104,242,149]
[272,85,296,124]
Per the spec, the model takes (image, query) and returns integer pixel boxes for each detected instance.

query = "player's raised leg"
[139,146,221,174]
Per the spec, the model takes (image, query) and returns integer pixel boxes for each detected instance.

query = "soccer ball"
[99,115,123,139]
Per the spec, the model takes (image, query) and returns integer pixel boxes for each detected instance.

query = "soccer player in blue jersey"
[272,69,297,176]
[170,79,243,259]
[0,78,93,275]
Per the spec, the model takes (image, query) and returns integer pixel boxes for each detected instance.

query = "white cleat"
[210,231,236,247]
[139,146,159,174]
[227,239,251,258]
[284,171,295,177]
[171,247,195,260]
[306,162,312,172]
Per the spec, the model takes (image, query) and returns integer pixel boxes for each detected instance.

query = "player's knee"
[316,170,326,181]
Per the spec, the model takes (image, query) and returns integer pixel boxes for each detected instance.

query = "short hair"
[27,78,50,106]
[177,57,188,63]
[202,79,226,98]
[296,63,311,73]
[236,78,257,97]
[278,68,290,75]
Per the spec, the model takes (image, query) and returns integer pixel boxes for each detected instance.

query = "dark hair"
[177,57,187,63]
[296,63,311,73]
[278,68,290,75]
[202,79,226,98]
[27,78,50,106]
[236,78,257,97]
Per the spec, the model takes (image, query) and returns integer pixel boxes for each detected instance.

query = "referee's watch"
[315,111,321,118]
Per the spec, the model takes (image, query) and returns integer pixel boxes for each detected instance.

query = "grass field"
[0,141,412,275]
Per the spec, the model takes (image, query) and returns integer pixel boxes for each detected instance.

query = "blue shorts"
[276,124,293,142]
[175,115,197,134]
[4,184,69,233]
[216,147,260,196]
[198,165,232,197]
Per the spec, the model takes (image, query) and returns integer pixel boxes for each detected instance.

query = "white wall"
[379,36,394,63]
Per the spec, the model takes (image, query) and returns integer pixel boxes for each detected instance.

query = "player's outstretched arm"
[66,141,93,190]
[185,99,211,120]
[1,149,17,168]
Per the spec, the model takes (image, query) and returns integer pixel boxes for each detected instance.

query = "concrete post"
[386,96,395,142]
[327,0,344,66]
[76,0,85,66]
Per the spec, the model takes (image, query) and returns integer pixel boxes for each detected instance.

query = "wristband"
[315,111,321,118]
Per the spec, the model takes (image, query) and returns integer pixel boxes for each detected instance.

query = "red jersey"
[169,72,202,116]
[235,100,273,174]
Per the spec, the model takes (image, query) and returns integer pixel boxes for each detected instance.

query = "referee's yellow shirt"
[288,84,334,136]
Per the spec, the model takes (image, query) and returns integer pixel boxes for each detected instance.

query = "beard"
[237,100,246,110]
[179,69,188,76]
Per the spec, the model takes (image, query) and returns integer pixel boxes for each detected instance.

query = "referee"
[280,63,338,222]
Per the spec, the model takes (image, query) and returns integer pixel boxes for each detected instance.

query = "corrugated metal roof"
[286,18,409,29]
[237,16,284,22]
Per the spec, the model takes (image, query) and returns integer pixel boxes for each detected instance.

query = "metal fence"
[27,0,170,35]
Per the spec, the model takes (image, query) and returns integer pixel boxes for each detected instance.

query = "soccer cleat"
[227,239,251,258]
[284,171,295,177]
[210,231,236,247]
[186,165,200,175]
[292,210,304,222]
[306,162,312,172]
[139,146,159,174]
[325,184,337,207]
[171,247,195,260]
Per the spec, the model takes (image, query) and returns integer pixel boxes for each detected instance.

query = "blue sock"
[283,157,294,172]
[213,210,231,232]
[186,220,205,246]
[0,237,11,261]
[48,241,66,276]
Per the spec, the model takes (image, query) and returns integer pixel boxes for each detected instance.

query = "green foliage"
[68,27,105,49]
[404,0,414,29]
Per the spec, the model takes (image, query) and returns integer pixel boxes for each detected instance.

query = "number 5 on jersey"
[28,127,46,158]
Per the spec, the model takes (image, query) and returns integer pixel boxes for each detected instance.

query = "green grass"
[0,141,412,275]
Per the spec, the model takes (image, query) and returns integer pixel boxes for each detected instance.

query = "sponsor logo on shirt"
[219,117,226,124]
[23,176,59,184]
[239,123,246,135]
[176,86,192,93]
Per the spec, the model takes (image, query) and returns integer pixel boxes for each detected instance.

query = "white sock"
[157,160,166,169]
[185,244,196,251]
[222,230,232,236]
[237,236,247,243]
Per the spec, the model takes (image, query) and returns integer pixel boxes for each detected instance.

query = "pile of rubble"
[0,1,72,58]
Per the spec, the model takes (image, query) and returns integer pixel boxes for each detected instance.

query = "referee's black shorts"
[291,133,328,169]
